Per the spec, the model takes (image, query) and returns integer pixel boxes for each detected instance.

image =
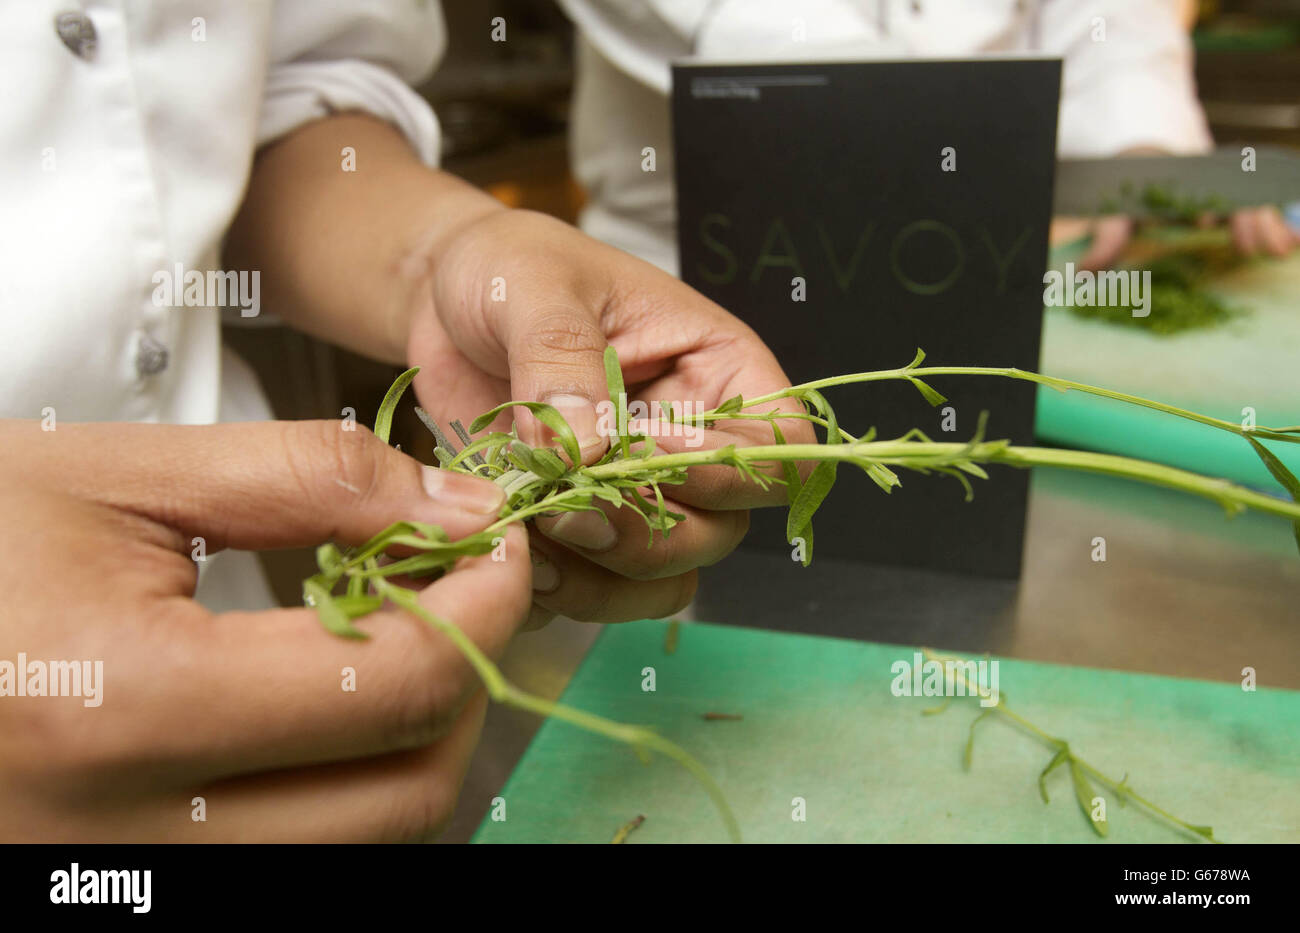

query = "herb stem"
[924,649,1218,843]
[687,409,859,443]
[373,577,742,844]
[737,365,1299,445]
[484,485,586,532]
[581,441,1300,523]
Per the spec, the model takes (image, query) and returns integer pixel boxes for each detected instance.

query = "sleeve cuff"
[257,58,441,167]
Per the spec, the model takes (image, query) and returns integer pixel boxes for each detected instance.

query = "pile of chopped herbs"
[1066,250,1247,335]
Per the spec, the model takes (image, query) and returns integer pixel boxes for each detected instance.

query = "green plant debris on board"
[472,620,1300,844]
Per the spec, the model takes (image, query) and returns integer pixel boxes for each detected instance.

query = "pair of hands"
[0,203,808,840]
[1078,205,1299,270]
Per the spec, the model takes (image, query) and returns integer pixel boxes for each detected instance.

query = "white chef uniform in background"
[559,0,1215,273]
[0,1,445,610]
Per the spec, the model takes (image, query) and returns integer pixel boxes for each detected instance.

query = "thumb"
[500,302,611,464]
[32,420,506,552]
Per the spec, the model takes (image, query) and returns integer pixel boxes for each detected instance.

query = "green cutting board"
[1037,245,1300,492]
[472,620,1300,844]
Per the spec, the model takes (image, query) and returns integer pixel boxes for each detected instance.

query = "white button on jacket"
[0,0,445,426]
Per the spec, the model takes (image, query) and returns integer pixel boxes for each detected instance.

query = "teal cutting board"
[473,620,1300,844]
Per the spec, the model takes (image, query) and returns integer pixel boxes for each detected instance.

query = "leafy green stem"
[735,363,1300,446]
[582,440,1300,523]
[686,409,859,443]
[374,577,742,843]
[484,486,589,532]
[923,649,1218,843]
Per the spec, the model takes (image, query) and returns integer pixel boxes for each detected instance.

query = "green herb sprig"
[303,347,1300,842]
[1099,182,1232,225]
[922,648,1218,843]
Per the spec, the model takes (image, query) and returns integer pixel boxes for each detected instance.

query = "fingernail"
[421,465,505,515]
[544,510,617,552]
[540,394,606,461]
[530,549,559,594]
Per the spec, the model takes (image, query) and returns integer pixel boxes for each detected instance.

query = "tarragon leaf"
[786,461,836,565]
[803,389,841,445]
[909,377,947,407]
[779,397,840,566]
[603,345,631,458]
[333,594,384,619]
[528,446,569,482]
[1070,761,1109,837]
[714,394,745,415]
[505,446,534,475]
[1244,434,1300,555]
[304,577,367,639]
[374,367,419,444]
[771,422,803,504]
[933,466,975,502]
[860,461,901,494]
[1037,747,1070,804]
[315,543,344,580]
[447,432,514,469]
[471,401,582,466]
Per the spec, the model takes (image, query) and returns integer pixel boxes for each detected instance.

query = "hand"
[405,208,814,627]
[1077,206,1299,271]
[0,419,530,841]
[1228,205,1300,257]
[224,113,809,625]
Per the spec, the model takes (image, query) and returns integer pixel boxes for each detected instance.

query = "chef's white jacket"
[560,0,1216,272]
[1,1,445,609]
